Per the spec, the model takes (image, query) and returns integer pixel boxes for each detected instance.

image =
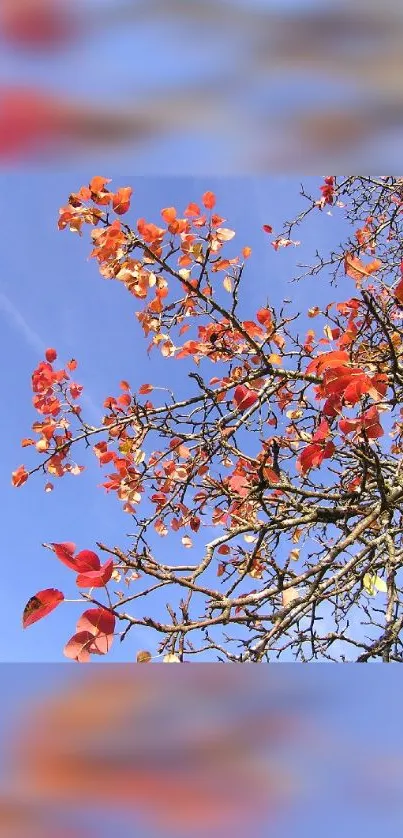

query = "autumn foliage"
[13,175,403,662]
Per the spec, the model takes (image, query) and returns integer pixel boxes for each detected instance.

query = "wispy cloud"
[0,291,101,421]
[0,292,45,355]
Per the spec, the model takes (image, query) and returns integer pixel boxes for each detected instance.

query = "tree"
[13,175,403,662]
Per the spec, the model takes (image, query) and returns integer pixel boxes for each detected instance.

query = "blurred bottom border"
[0,664,402,837]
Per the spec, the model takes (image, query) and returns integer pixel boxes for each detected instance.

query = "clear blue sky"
[1,173,355,661]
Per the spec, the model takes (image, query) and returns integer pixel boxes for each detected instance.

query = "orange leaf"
[161,206,177,223]
[45,347,57,363]
[137,650,152,663]
[89,176,111,194]
[256,308,272,328]
[113,186,132,215]
[202,191,216,210]
[12,465,28,487]
[344,253,382,282]
[184,202,201,217]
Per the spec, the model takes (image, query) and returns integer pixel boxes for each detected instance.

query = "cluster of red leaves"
[22,542,115,662]
[307,350,387,408]
[295,295,392,471]
[176,311,281,366]
[58,176,133,233]
[91,381,150,513]
[64,607,115,663]
[51,542,114,587]
[319,176,336,206]
[12,350,84,490]
[339,405,384,441]
[59,178,256,360]
[223,454,280,500]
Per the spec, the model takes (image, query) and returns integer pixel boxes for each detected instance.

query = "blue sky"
[0,173,357,662]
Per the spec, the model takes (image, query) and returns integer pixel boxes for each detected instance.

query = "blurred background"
[1,0,403,170]
[0,666,402,836]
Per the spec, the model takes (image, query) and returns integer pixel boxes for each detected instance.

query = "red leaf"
[51,541,79,571]
[202,191,216,210]
[256,308,272,328]
[233,385,259,412]
[74,550,101,572]
[369,373,388,400]
[76,558,114,588]
[339,416,360,435]
[263,224,273,234]
[76,607,115,637]
[312,419,330,442]
[343,372,372,405]
[297,439,335,474]
[87,632,114,656]
[306,350,350,375]
[64,630,95,663]
[362,406,384,439]
[322,394,342,418]
[23,588,64,628]
[45,347,57,363]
